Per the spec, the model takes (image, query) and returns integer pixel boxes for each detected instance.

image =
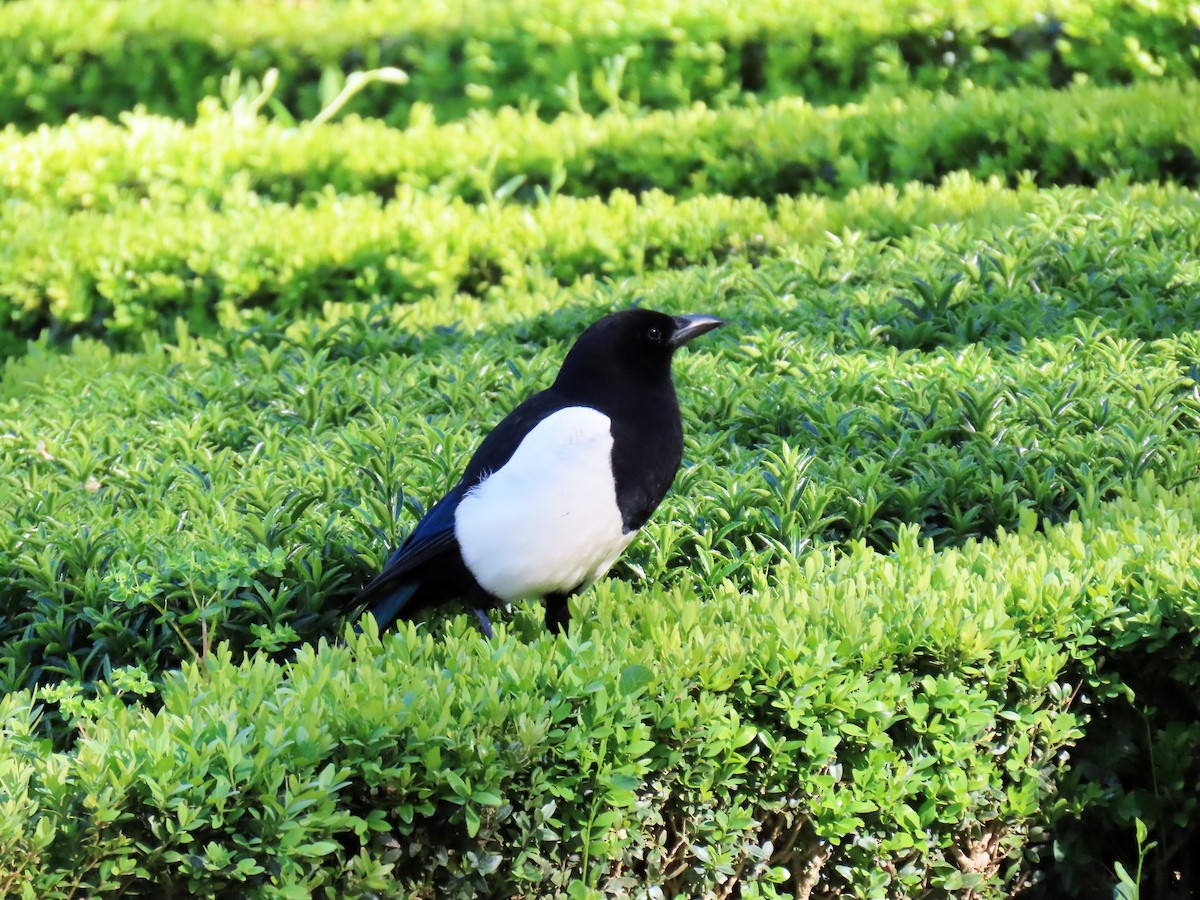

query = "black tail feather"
[352,578,421,633]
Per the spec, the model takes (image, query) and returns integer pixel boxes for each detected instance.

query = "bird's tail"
[352,577,421,633]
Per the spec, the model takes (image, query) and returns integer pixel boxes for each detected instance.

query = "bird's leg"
[544,592,571,634]
[473,608,495,639]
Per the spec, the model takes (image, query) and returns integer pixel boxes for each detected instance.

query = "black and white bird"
[349,308,723,636]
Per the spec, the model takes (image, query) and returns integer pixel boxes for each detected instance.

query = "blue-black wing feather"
[350,489,462,626]
[351,388,572,629]
[381,489,463,572]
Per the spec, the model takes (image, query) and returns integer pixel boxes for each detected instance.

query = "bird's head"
[554,309,724,399]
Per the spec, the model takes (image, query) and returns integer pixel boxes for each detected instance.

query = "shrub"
[5,80,1200,212]
[4,172,1200,350]
[2,0,1198,126]
[3,245,1199,693]
[2,479,1200,896]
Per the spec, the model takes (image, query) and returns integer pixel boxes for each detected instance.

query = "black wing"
[349,489,463,622]
[380,488,463,573]
[457,387,573,487]
[359,386,573,591]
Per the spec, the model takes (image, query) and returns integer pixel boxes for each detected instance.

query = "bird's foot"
[473,608,495,639]
[544,593,571,634]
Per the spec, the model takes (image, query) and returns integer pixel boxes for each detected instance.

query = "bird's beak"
[669,314,724,348]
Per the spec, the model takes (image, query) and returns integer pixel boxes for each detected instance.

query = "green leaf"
[445,770,470,799]
[464,805,481,839]
[618,664,654,696]
[471,790,504,807]
[293,841,339,858]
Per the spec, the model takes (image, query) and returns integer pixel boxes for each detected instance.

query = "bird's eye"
[647,326,663,342]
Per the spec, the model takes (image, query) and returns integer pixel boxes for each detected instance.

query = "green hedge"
[4,174,1200,893]
[3,232,1199,694]
[4,4,1200,892]
[1,478,1198,896]
[6,80,1200,212]
[0,174,1079,348]
[2,0,1198,126]
[3,175,1200,350]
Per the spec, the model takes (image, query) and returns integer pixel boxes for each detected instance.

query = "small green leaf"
[445,770,470,799]
[464,805,481,839]
[293,841,339,858]
[1134,817,1148,846]
[618,664,653,696]
[472,790,503,807]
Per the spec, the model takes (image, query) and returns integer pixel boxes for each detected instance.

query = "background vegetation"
[2,0,1199,897]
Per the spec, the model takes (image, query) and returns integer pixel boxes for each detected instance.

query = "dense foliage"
[3,0,1200,127]
[2,0,1199,897]
[6,80,1200,215]
[3,480,1197,897]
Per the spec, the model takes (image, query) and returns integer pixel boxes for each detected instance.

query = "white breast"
[454,406,635,602]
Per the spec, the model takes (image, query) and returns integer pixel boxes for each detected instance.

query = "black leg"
[544,592,571,634]
[461,578,501,639]
[473,608,495,639]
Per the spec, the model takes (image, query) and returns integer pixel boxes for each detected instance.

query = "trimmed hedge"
[3,176,1200,350]
[2,0,1199,126]
[1,478,1199,896]
[4,2,1200,894]
[0,174,1086,347]
[3,237,1199,692]
[5,200,1198,890]
[5,79,1200,211]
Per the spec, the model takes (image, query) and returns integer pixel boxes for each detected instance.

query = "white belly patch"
[454,406,635,602]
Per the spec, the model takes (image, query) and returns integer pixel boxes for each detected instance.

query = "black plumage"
[349,308,723,636]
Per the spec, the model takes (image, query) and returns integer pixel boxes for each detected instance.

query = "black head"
[553,309,723,401]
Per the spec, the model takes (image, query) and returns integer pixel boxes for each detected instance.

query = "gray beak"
[669,314,724,348]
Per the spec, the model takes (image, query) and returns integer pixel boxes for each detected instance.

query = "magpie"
[349,308,723,637]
